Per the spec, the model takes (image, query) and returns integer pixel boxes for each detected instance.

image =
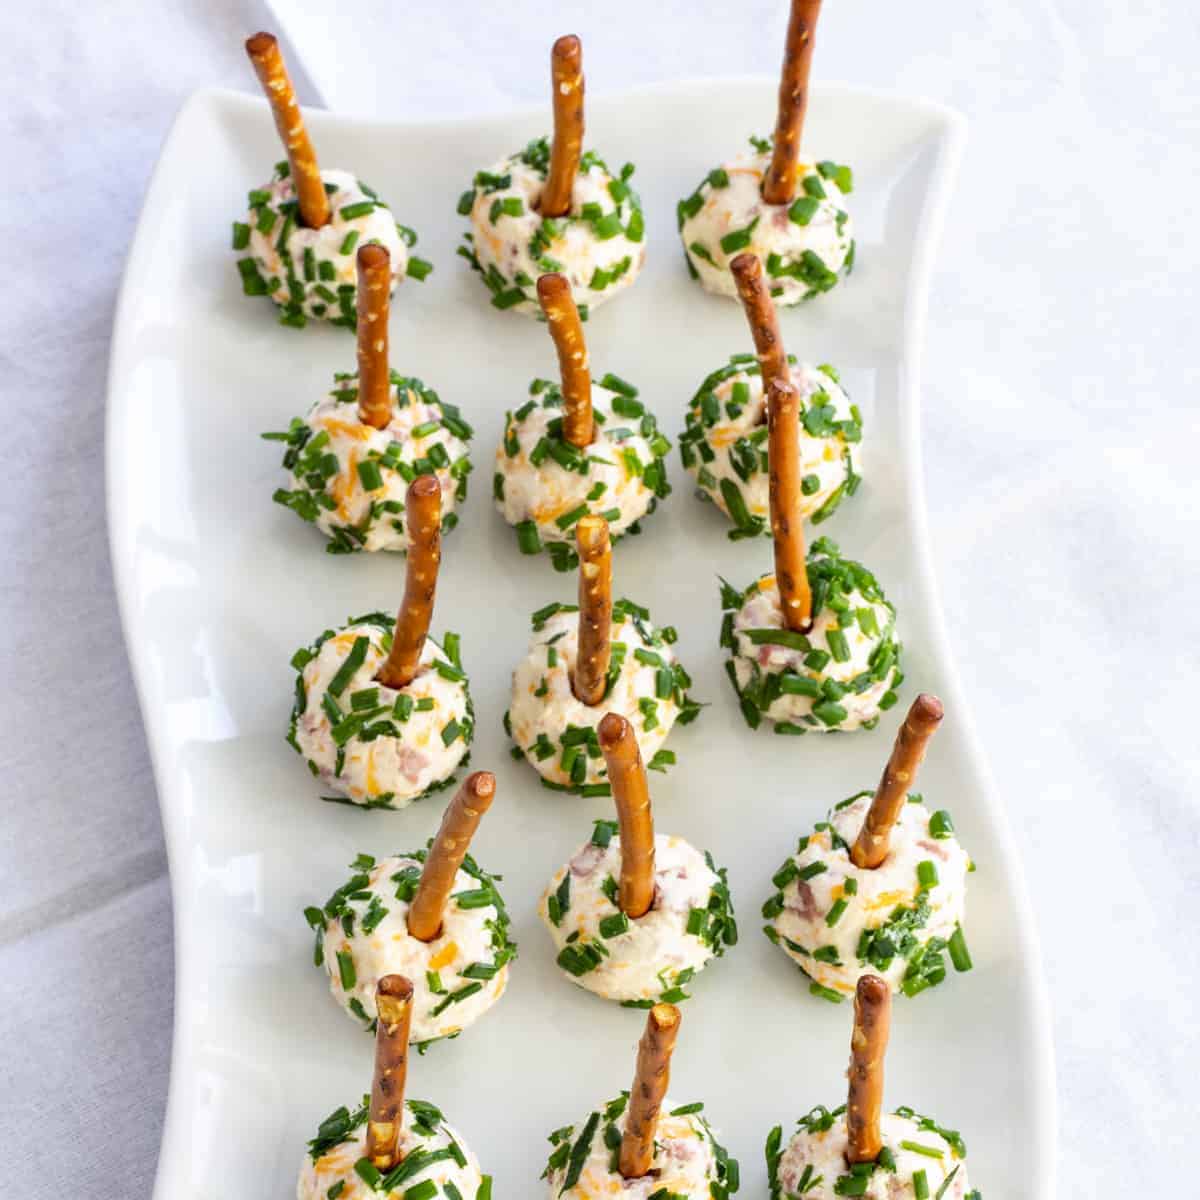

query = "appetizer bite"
[765,976,979,1199]
[288,477,474,807]
[236,33,429,328]
[507,516,700,793]
[458,36,645,316]
[677,0,854,304]
[544,1004,739,1198]
[266,244,472,553]
[299,975,492,1198]
[540,713,734,1004]
[763,695,973,1001]
[680,253,861,538]
[495,274,669,568]
[720,377,900,733]
[305,773,515,1046]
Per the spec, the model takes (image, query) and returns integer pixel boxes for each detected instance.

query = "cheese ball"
[680,356,861,537]
[506,599,700,794]
[540,827,734,1004]
[767,1106,975,1200]
[269,374,473,554]
[545,1093,738,1200]
[678,145,854,305]
[457,138,645,317]
[495,376,670,570]
[762,792,972,1002]
[298,1096,489,1200]
[288,614,473,809]
[234,165,430,328]
[720,539,901,734]
[305,849,515,1046]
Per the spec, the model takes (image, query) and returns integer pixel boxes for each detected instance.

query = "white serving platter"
[107,80,1055,1200]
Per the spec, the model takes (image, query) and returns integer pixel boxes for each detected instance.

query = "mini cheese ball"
[269,373,473,553]
[267,245,472,554]
[289,616,471,808]
[298,976,492,1199]
[721,537,901,733]
[769,1107,976,1200]
[678,147,853,305]
[545,1005,739,1200]
[765,975,978,1200]
[682,358,860,537]
[541,825,734,1004]
[545,1094,737,1199]
[305,776,515,1046]
[496,376,670,568]
[680,254,862,538]
[300,1098,488,1200]
[288,478,472,808]
[762,694,973,1001]
[458,37,645,316]
[540,714,733,1005]
[507,519,700,793]
[495,273,669,569]
[678,2,854,305]
[237,35,429,329]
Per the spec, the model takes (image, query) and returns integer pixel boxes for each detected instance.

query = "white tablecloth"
[2,0,1196,1192]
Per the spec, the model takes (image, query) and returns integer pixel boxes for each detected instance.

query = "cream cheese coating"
[495,378,670,567]
[680,357,862,536]
[270,374,472,553]
[545,1094,737,1200]
[298,1097,487,1200]
[506,602,699,793]
[308,851,515,1044]
[679,149,854,306]
[540,830,734,1003]
[763,793,971,1001]
[237,166,427,328]
[289,616,472,808]
[722,540,901,733]
[770,1109,973,1200]
[459,139,645,316]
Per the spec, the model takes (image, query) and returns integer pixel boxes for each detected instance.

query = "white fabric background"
[1,0,1196,1194]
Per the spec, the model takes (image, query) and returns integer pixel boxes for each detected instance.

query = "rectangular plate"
[108,81,1054,1199]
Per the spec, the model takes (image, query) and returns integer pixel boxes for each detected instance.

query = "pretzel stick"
[851,695,944,869]
[377,476,441,689]
[537,273,592,448]
[846,974,890,1164]
[408,773,497,942]
[767,378,812,632]
[598,713,655,920]
[731,252,789,395]
[356,244,392,430]
[619,1003,681,1178]
[573,516,612,705]
[366,975,414,1170]
[762,0,823,205]
[244,32,330,228]
[541,35,584,218]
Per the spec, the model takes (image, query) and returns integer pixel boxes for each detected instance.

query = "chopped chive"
[357,459,384,491]
[948,925,973,972]
[327,637,369,697]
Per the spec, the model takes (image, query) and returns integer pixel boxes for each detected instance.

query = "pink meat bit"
[917,838,951,862]
[769,206,792,231]
[661,1137,700,1164]
[785,880,818,921]
[569,843,605,877]
[396,745,430,781]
